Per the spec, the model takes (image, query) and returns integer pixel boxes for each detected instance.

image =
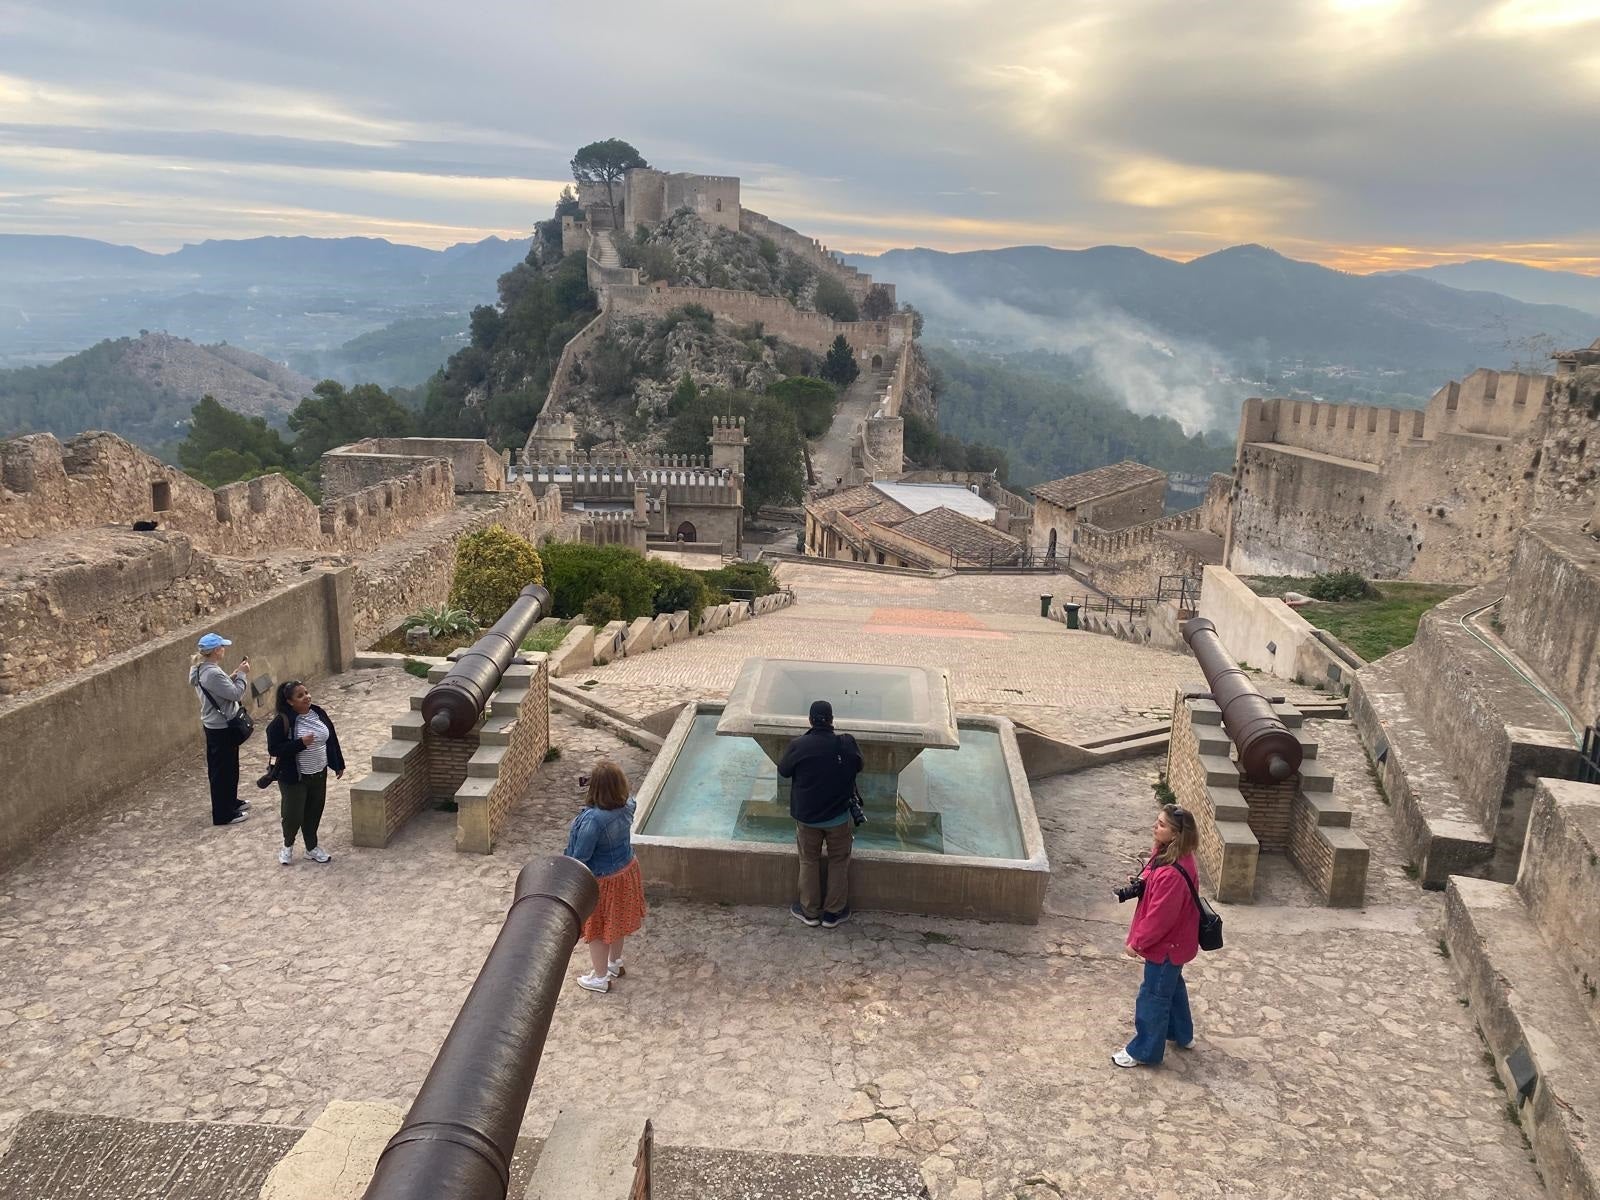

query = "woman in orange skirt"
[564,759,647,993]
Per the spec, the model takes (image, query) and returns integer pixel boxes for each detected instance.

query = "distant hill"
[848,243,1595,369]
[1389,260,1600,318]
[288,315,469,388]
[0,332,315,448]
[0,234,532,370]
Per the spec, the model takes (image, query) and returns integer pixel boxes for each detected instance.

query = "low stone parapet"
[592,619,629,664]
[258,1100,403,1200]
[549,623,596,678]
[623,615,654,655]
[351,655,550,853]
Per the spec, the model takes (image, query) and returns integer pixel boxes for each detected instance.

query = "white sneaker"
[226,812,249,825]
[577,973,610,993]
[1111,1049,1143,1068]
[278,846,293,866]
[305,846,332,864]
[607,959,625,979]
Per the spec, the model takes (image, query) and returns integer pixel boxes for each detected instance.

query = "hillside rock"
[622,211,822,310]
[119,333,314,416]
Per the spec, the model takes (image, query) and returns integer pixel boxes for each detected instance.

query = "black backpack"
[1171,862,1224,952]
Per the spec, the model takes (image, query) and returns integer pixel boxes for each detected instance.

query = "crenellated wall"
[739,209,891,305]
[604,284,910,357]
[1072,509,1217,597]
[326,438,507,494]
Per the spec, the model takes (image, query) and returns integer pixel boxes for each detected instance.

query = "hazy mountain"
[846,242,1597,428]
[849,243,1595,369]
[0,233,532,370]
[1389,260,1600,317]
[0,332,316,448]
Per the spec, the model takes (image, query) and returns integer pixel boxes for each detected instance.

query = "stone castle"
[3,161,1600,1200]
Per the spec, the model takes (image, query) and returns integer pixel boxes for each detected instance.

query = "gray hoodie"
[190,661,246,729]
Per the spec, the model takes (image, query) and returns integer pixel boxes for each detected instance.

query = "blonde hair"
[1151,803,1200,867]
[585,760,631,810]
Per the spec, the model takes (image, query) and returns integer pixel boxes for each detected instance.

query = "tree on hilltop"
[287,379,414,467]
[861,284,896,321]
[570,139,650,227]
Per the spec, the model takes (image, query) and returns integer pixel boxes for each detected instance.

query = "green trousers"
[279,769,327,849]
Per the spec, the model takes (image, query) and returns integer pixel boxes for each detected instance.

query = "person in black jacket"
[265,679,346,866]
[778,700,863,928]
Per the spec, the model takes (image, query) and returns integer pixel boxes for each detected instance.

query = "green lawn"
[520,623,572,653]
[1244,577,1464,663]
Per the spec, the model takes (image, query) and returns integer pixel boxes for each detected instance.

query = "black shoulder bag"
[199,679,255,745]
[834,734,866,827]
[1171,862,1224,952]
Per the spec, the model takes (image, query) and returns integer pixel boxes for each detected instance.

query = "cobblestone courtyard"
[0,571,1544,1198]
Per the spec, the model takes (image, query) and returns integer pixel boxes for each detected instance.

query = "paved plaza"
[0,572,1546,1199]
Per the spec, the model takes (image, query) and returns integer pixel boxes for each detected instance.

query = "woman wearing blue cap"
[189,632,251,825]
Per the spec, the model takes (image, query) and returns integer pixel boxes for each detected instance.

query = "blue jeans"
[1126,957,1193,1064]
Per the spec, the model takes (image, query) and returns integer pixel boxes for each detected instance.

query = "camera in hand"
[1114,876,1146,903]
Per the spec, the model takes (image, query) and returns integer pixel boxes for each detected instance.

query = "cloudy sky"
[3,0,1598,271]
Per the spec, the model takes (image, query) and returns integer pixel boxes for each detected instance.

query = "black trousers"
[204,726,242,824]
[278,769,328,849]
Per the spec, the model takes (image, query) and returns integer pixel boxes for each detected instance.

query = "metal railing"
[952,549,1063,572]
[362,856,598,1200]
[1155,574,1202,610]
[1056,592,1150,621]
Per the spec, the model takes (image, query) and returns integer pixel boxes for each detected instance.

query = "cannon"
[1180,616,1303,783]
[422,583,551,738]
[362,856,598,1200]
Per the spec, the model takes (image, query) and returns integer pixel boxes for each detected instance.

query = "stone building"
[1028,461,1167,562]
[519,416,749,554]
[804,480,1022,569]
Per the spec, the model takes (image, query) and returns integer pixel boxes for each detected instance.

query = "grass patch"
[543,745,561,762]
[520,623,571,653]
[1437,937,1451,959]
[1403,862,1420,880]
[403,659,431,678]
[921,931,958,945]
[1152,775,1177,806]
[371,627,478,656]
[1243,577,1464,662]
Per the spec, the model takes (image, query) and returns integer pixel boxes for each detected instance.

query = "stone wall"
[1225,360,1600,583]
[1084,478,1168,530]
[628,170,741,232]
[1166,692,1257,901]
[739,209,889,305]
[0,568,354,869]
[327,438,507,494]
[0,530,281,698]
[532,310,609,425]
[1072,510,1209,597]
[1201,472,1232,538]
[1515,778,1600,1022]
[1197,565,1350,687]
[605,284,909,358]
[1500,518,1600,719]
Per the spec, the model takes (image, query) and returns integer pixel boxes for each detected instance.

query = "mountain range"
[0,233,532,374]
[1388,260,1600,317]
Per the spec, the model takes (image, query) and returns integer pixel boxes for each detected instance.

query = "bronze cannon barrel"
[1181,616,1303,783]
[361,855,599,1200]
[422,583,551,738]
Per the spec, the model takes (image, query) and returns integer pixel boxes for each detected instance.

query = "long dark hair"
[275,679,304,730]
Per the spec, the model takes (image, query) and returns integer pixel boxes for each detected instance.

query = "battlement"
[739,209,892,305]
[1076,507,1203,554]
[710,416,747,440]
[605,283,908,357]
[1424,368,1552,439]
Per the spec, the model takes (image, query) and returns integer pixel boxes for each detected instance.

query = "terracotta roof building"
[803,481,1022,569]
[1028,461,1167,561]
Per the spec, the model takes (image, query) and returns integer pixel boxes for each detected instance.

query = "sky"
[2,0,1599,272]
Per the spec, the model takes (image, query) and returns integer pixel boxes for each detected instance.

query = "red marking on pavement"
[866,625,1010,640]
[867,607,987,629]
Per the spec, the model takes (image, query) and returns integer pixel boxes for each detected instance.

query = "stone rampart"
[533,309,609,423]
[1201,472,1232,538]
[1500,518,1600,719]
[0,568,354,869]
[604,284,907,357]
[1072,509,1214,597]
[739,210,890,305]
[1197,565,1352,688]
[326,438,507,494]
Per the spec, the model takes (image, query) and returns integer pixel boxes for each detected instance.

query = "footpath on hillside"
[808,368,890,493]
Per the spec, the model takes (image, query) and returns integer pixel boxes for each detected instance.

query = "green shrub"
[645,557,711,621]
[766,376,836,438]
[400,605,477,639]
[539,542,656,619]
[403,659,431,678]
[813,275,859,322]
[583,590,624,626]
[448,525,544,624]
[757,236,779,266]
[702,560,779,600]
[1306,570,1374,602]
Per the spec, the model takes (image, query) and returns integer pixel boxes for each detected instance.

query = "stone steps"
[1446,876,1600,1200]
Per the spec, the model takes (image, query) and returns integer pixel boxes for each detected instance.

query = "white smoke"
[886,267,1237,435]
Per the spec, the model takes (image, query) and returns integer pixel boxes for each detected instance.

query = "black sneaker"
[789,902,820,927]
[821,907,851,929]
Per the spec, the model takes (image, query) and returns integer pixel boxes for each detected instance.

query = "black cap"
[809,700,833,727]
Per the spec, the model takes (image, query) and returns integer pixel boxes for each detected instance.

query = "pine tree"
[821,335,859,387]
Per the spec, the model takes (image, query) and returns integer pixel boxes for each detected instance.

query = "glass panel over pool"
[640,713,1025,860]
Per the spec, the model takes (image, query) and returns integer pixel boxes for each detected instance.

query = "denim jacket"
[564,798,636,879]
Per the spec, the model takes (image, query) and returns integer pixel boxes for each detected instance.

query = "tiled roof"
[1029,461,1165,511]
[889,507,1022,564]
[806,484,910,523]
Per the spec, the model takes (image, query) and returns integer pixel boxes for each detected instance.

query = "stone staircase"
[1351,584,1580,887]
[592,229,622,268]
[1444,777,1600,1199]
[0,1106,929,1200]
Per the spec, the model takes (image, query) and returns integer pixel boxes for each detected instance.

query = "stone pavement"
[0,645,1544,1198]
[573,563,1331,742]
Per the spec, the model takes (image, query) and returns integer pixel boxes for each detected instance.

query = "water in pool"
[640,714,1024,860]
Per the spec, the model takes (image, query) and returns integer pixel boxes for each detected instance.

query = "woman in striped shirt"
[266,680,346,866]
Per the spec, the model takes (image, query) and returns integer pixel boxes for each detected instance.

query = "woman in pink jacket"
[1113,803,1201,1067]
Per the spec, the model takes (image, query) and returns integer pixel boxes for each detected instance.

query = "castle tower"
[710,415,748,477]
[525,414,578,467]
